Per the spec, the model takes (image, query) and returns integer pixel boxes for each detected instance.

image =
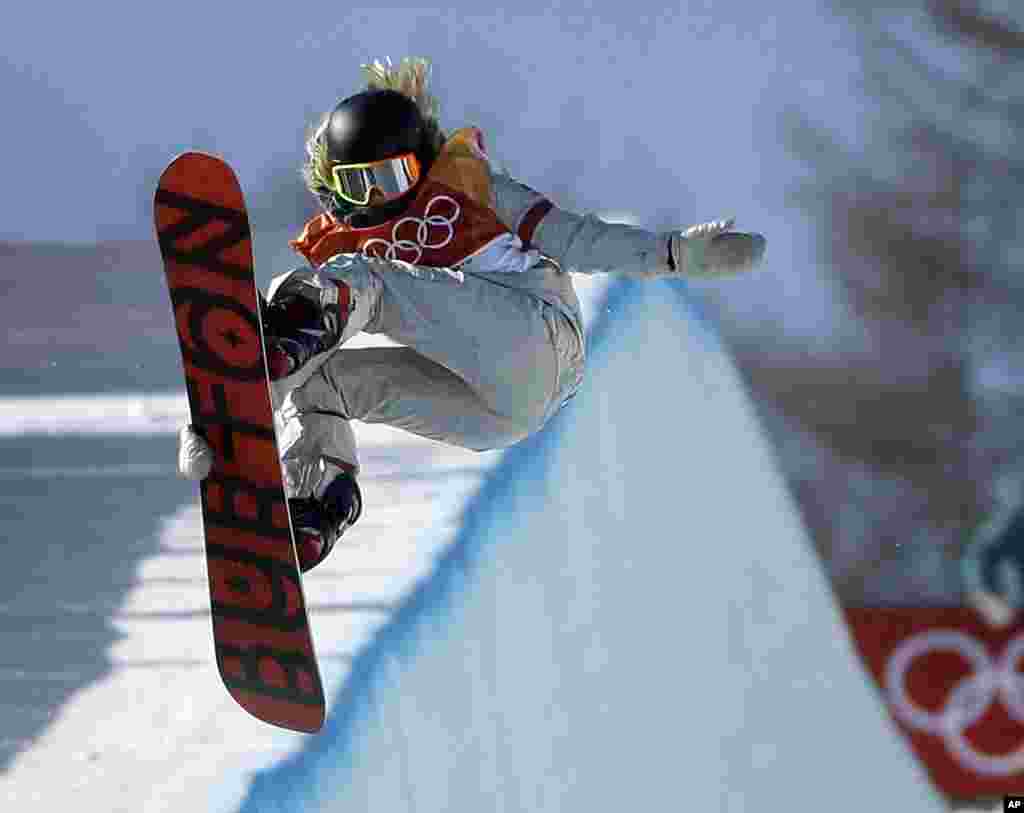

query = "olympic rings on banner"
[886,629,1024,776]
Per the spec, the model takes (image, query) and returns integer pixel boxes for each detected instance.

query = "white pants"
[271,256,584,499]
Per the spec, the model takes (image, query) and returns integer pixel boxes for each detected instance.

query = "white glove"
[668,218,766,277]
[177,424,214,480]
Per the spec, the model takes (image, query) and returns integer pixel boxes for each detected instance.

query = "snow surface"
[0,274,951,811]
[234,277,943,811]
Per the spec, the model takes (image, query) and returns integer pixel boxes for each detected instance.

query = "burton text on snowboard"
[154,152,325,732]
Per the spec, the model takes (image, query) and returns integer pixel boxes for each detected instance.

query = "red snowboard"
[154,152,325,732]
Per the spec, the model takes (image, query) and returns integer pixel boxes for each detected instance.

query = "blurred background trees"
[715,0,1024,603]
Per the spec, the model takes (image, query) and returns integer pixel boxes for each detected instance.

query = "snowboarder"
[176,56,767,572]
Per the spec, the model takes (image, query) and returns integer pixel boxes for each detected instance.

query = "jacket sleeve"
[489,167,672,278]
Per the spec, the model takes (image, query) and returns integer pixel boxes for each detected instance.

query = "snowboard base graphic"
[154,152,325,732]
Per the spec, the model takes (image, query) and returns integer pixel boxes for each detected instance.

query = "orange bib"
[291,128,514,269]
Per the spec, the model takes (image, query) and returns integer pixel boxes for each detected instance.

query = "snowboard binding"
[289,470,363,571]
[258,273,352,381]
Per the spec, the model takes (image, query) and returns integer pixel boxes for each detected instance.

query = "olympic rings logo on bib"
[362,195,461,265]
[885,629,1024,777]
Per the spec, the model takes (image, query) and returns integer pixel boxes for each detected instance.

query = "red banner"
[845,607,1024,801]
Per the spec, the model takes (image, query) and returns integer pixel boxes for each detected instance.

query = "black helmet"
[324,88,426,166]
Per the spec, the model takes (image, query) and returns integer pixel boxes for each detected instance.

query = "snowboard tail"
[154,152,325,732]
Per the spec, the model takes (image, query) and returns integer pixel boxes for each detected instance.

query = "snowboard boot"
[258,278,351,382]
[288,469,363,572]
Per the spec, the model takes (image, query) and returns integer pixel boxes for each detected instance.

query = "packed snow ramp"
[239,277,942,812]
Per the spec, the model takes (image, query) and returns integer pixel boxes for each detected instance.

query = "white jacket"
[482,162,671,346]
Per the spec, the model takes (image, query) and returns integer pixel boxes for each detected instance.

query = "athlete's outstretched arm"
[490,168,765,279]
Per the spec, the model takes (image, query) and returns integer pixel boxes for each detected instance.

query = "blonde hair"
[302,56,447,212]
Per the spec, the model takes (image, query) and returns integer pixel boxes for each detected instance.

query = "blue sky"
[3,0,863,244]
[2,0,875,344]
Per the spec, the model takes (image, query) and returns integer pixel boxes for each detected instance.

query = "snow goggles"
[326,152,422,207]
